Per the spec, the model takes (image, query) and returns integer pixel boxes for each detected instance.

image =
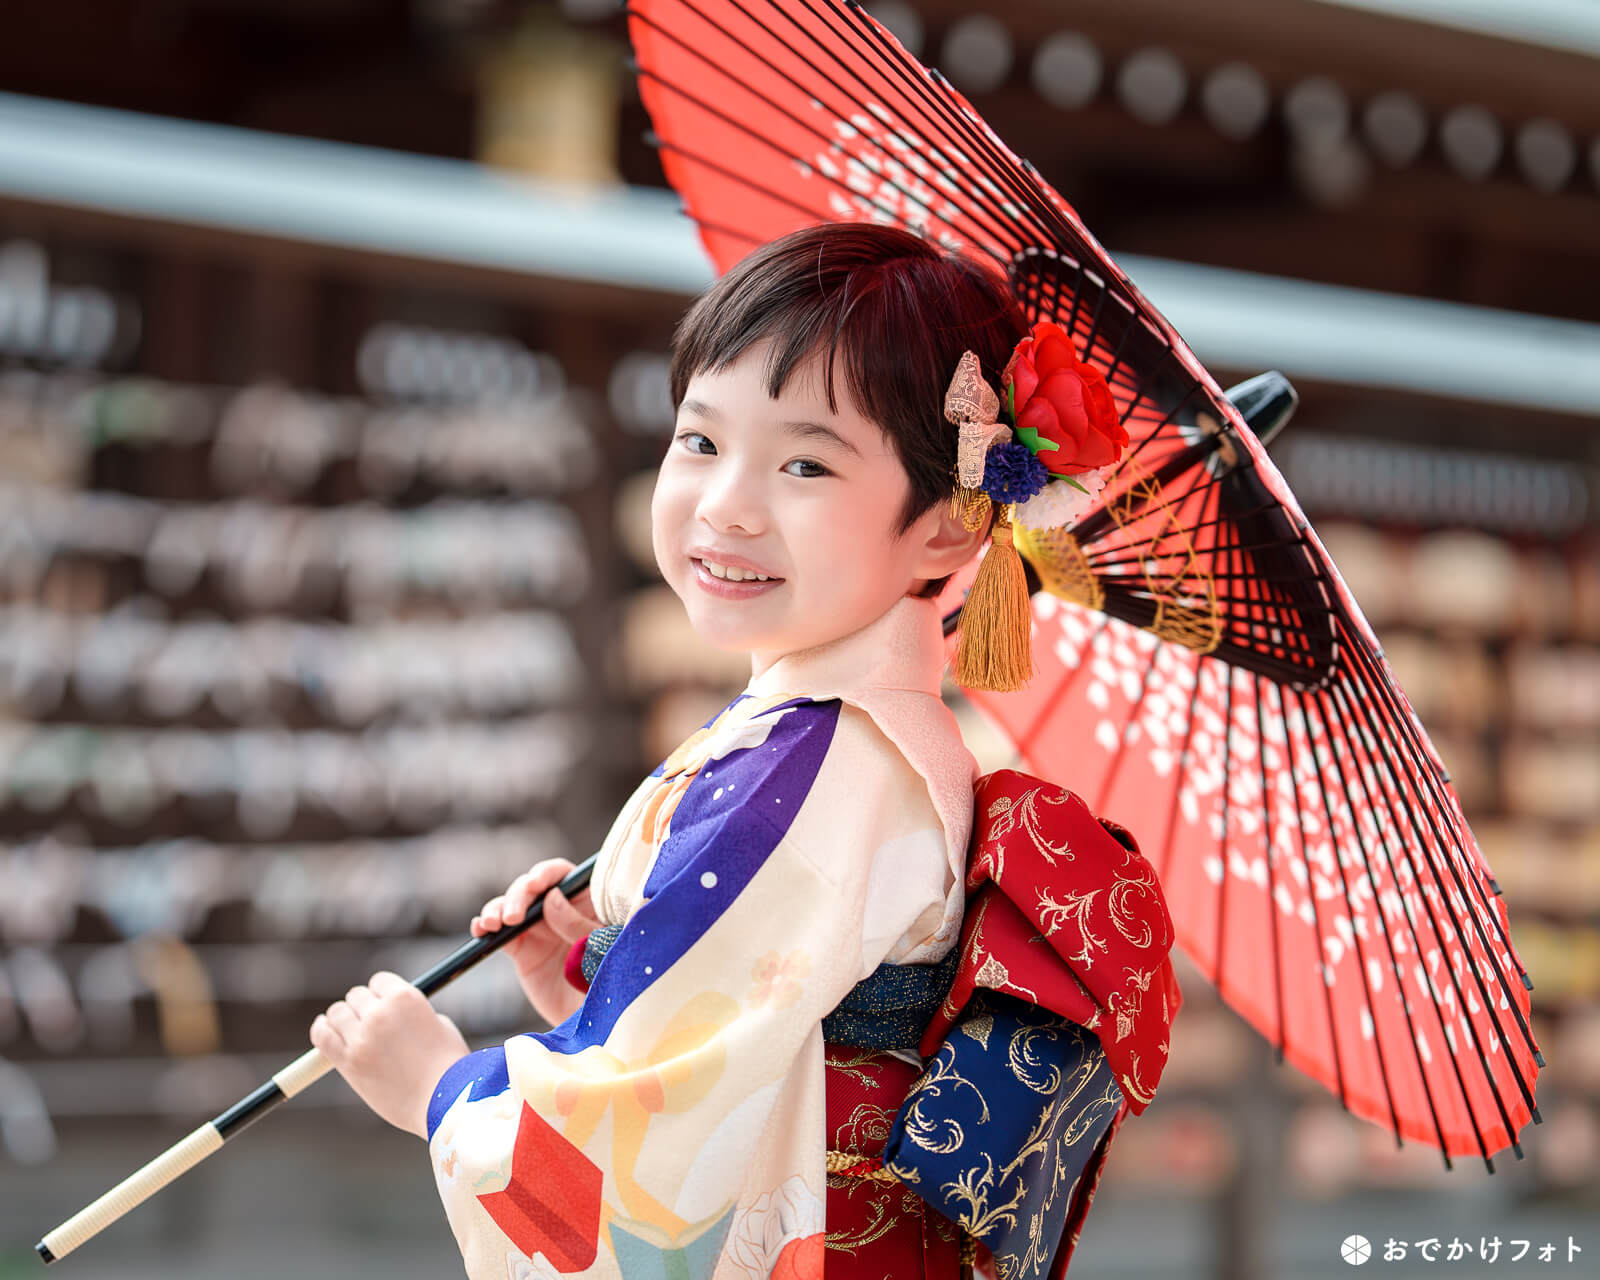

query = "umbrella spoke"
[1312,649,1497,1171]
[1271,679,1352,1111]
[745,0,1053,248]
[1077,439,1236,546]
[1339,636,1542,1051]
[824,0,1091,251]
[1249,668,1287,1060]
[1009,250,1200,459]
[1214,529,1242,997]
[1090,537,1314,572]
[1154,650,1208,889]
[636,0,1039,254]
[1312,686,1463,1163]
[1340,624,1530,976]
[1318,679,1494,1169]
[1290,685,1409,1149]
[648,131,857,223]
[675,209,765,251]
[1081,504,1286,562]
[637,67,984,253]
[1327,678,1537,1156]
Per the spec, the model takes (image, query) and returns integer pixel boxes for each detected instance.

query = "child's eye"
[785,459,831,479]
[675,430,715,455]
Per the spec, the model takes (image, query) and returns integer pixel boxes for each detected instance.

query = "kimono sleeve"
[423,698,951,1280]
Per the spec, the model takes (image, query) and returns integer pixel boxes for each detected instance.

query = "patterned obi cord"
[580,924,959,1051]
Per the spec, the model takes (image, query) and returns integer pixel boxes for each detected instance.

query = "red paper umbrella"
[628,0,1542,1167]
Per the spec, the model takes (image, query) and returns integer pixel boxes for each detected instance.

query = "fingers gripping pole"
[38,1124,224,1262]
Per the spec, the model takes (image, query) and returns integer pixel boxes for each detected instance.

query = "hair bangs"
[669,223,1027,585]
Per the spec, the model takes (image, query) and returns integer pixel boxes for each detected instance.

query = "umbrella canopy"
[628,0,1541,1167]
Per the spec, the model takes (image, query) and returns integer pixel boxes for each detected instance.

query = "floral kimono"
[425,594,979,1279]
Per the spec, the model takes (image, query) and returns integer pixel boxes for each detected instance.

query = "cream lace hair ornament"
[941,350,1032,692]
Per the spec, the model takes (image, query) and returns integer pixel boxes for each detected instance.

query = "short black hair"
[670,223,1026,598]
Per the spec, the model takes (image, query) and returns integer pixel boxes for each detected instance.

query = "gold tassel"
[954,505,1034,691]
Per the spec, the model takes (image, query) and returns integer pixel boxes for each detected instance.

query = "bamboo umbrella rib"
[1320,676,1495,1168]
[1100,572,1324,588]
[1290,684,1408,1147]
[815,0,1069,233]
[647,133,835,225]
[832,3,1143,326]
[1091,507,1294,562]
[1334,645,1544,1085]
[676,210,765,252]
[1090,538,1320,572]
[1325,677,1522,1162]
[1088,462,1289,552]
[1141,468,1228,891]
[631,8,1033,258]
[1213,522,1243,1004]
[634,7,1046,255]
[1154,655,1209,894]
[1244,618,1288,1058]
[1075,406,1220,542]
[1341,623,1534,992]
[654,0,1049,254]
[1345,630,1525,938]
[1230,540,1322,661]
[1084,435,1234,544]
[825,0,1098,261]
[1096,567,1326,588]
[1095,295,1138,394]
[1100,585,1334,616]
[1298,685,1455,1162]
[659,0,1264,557]
[1273,678,1353,1111]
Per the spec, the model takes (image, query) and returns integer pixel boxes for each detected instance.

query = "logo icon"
[1341,1235,1372,1266]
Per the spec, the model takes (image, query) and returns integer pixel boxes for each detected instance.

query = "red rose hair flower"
[1003,321,1128,476]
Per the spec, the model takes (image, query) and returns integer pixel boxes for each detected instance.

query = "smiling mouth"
[694,557,784,583]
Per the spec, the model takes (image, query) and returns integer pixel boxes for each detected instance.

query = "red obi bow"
[909,770,1185,1277]
[921,769,1183,1111]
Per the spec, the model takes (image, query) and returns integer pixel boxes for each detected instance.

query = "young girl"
[309,222,1162,1280]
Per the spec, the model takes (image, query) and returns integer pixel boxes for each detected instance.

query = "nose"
[694,457,766,535]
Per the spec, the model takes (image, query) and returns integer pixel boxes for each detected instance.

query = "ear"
[908,498,989,582]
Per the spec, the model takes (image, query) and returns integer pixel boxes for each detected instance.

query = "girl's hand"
[311,971,469,1139]
[473,858,601,1026]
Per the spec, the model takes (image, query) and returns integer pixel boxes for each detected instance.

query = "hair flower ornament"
[942,323,1130,692]
[1004,321,1128,476]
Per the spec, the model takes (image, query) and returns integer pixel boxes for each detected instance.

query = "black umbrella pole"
[35,857,598,1266]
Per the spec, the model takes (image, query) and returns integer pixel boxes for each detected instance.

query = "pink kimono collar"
[744,594,947,702]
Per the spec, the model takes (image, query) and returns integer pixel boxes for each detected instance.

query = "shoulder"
[779,701,951,864]
[692,696,922,806]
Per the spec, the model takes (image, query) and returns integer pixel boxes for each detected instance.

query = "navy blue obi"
[579,923,959,1051]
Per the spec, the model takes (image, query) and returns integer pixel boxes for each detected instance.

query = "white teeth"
[701,559,772,582]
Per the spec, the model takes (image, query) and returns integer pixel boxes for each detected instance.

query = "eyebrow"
[679,398,863,459]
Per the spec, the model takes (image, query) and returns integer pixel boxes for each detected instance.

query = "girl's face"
[652,340,972,674]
